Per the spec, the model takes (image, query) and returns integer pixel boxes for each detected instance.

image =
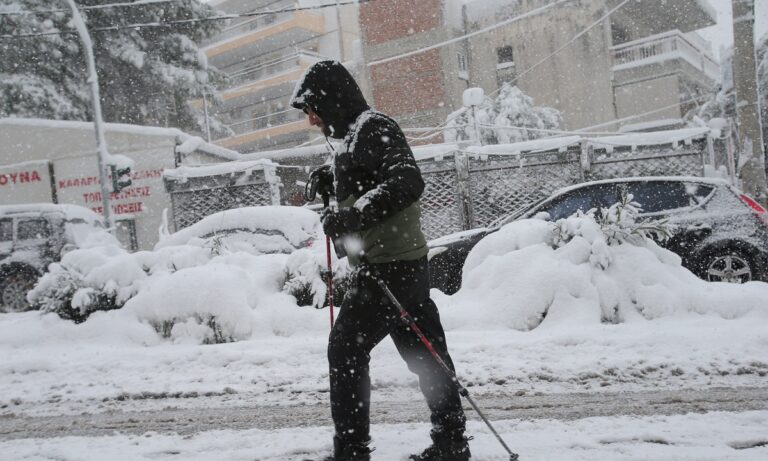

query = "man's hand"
[322,208,362,239]
[305,165,335,202]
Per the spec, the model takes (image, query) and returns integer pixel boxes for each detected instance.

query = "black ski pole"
[376,279,519,461]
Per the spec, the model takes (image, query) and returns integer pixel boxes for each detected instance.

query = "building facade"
[202,0,362,153]
[359,0,719,135]
[0,119,237,251]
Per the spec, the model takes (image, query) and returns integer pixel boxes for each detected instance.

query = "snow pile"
[442,201,768,331]
[29,206,342,343]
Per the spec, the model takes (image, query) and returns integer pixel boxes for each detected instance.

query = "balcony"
[204,10,325,70]
[215,119,310,150]
[611,30,720,82]
[221,51,323,102]
[610,0,715,39]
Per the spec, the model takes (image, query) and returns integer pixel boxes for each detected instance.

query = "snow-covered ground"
[3,411,768,460]
[1,212,767,459]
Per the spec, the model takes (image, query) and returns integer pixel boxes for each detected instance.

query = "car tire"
[698,247,756,284]
[0,272,37,313]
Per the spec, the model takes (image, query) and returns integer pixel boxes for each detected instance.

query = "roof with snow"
[0,118,240,162]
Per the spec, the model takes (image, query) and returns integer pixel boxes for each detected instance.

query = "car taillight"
[739,193,768,227]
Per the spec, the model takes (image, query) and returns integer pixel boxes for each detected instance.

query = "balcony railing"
[611,30,719,81]
[205,0,295,45]
[222,108,306,137]
[227,50,323,88]
[203,9,324,58]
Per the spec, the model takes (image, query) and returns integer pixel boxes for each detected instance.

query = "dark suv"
[429,177,768,294]
[0,204,114,312]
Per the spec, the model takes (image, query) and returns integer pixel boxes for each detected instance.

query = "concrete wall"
[613,73,682,123]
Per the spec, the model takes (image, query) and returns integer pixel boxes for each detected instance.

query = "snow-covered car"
[155,206,321,254]
[429,177,768,294]
[0,203,117,312]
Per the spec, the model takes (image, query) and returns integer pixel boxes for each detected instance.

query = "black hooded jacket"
[290,61,427,263]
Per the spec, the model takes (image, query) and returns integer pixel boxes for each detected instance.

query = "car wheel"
[0,273,36,313]
[702,248,754,284]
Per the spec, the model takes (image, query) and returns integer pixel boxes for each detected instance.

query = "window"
[0,219,12,242]
[17,218,51,241]
[496,45,514,69]
[610,21,631,45]
[457,52,468,80]
[543,185,619,221]
[621,181,694,214]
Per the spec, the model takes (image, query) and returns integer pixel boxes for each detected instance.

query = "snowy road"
[2,386,766,441]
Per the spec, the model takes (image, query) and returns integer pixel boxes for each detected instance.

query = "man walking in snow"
[291,60,470,461]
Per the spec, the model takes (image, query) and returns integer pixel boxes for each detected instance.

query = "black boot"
[410,431,471,461]
[321,436,372,461]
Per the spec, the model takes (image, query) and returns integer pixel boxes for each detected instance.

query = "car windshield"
[201,229,297,255]
[487,198,547,229]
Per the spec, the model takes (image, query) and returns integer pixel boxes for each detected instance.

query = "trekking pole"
[304,166,335,328]
[323,193,335,328]
[376,279,519,461]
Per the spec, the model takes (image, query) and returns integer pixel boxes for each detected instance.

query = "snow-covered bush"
[442,198,765,332]
[28,243,144,323]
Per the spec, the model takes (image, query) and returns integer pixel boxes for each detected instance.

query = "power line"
[574,95,710,132]
[366,0,574,68]
[502,0,630,91]
[406,0,629,142]
[0,0,366,39]
[0,0,181,16]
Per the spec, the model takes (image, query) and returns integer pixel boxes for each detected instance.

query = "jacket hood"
[290,60,370,139]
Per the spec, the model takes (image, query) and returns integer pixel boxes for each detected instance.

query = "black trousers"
[328,256,466,444]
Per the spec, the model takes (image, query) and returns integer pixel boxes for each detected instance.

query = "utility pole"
[335,0,345,61]
[731,0,767,201]
[202,90,212,142]
[63,0,115,231]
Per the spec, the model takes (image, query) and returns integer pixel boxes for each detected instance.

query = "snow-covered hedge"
[28,224,348,342]
[441,198,768,331]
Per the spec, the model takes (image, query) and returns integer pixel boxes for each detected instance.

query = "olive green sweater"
[339,196,428,266]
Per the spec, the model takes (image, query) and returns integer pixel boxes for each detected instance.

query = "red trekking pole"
[323,193,334,327]
[305,165,336,328]
[376,279,519,461]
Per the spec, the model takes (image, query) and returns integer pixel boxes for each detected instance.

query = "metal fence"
[416,138,712,238]
[165,167,279,231]
[167,135,724,239]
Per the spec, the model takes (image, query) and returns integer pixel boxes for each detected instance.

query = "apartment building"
[202,0,361,153]
[359,0,719,134]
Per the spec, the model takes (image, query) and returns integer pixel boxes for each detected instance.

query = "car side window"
[17,218,51,241]
[543,185,618,220]
[622,181,693,214]
[0,219,12,242]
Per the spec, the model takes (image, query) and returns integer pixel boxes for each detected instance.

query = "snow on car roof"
[0,203,103,224]
[552,176,731,197]
[156,206,321,249]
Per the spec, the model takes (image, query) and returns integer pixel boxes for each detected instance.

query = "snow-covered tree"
[444,82,562,144]
[689,50,735,123]
[0,0,225,134]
